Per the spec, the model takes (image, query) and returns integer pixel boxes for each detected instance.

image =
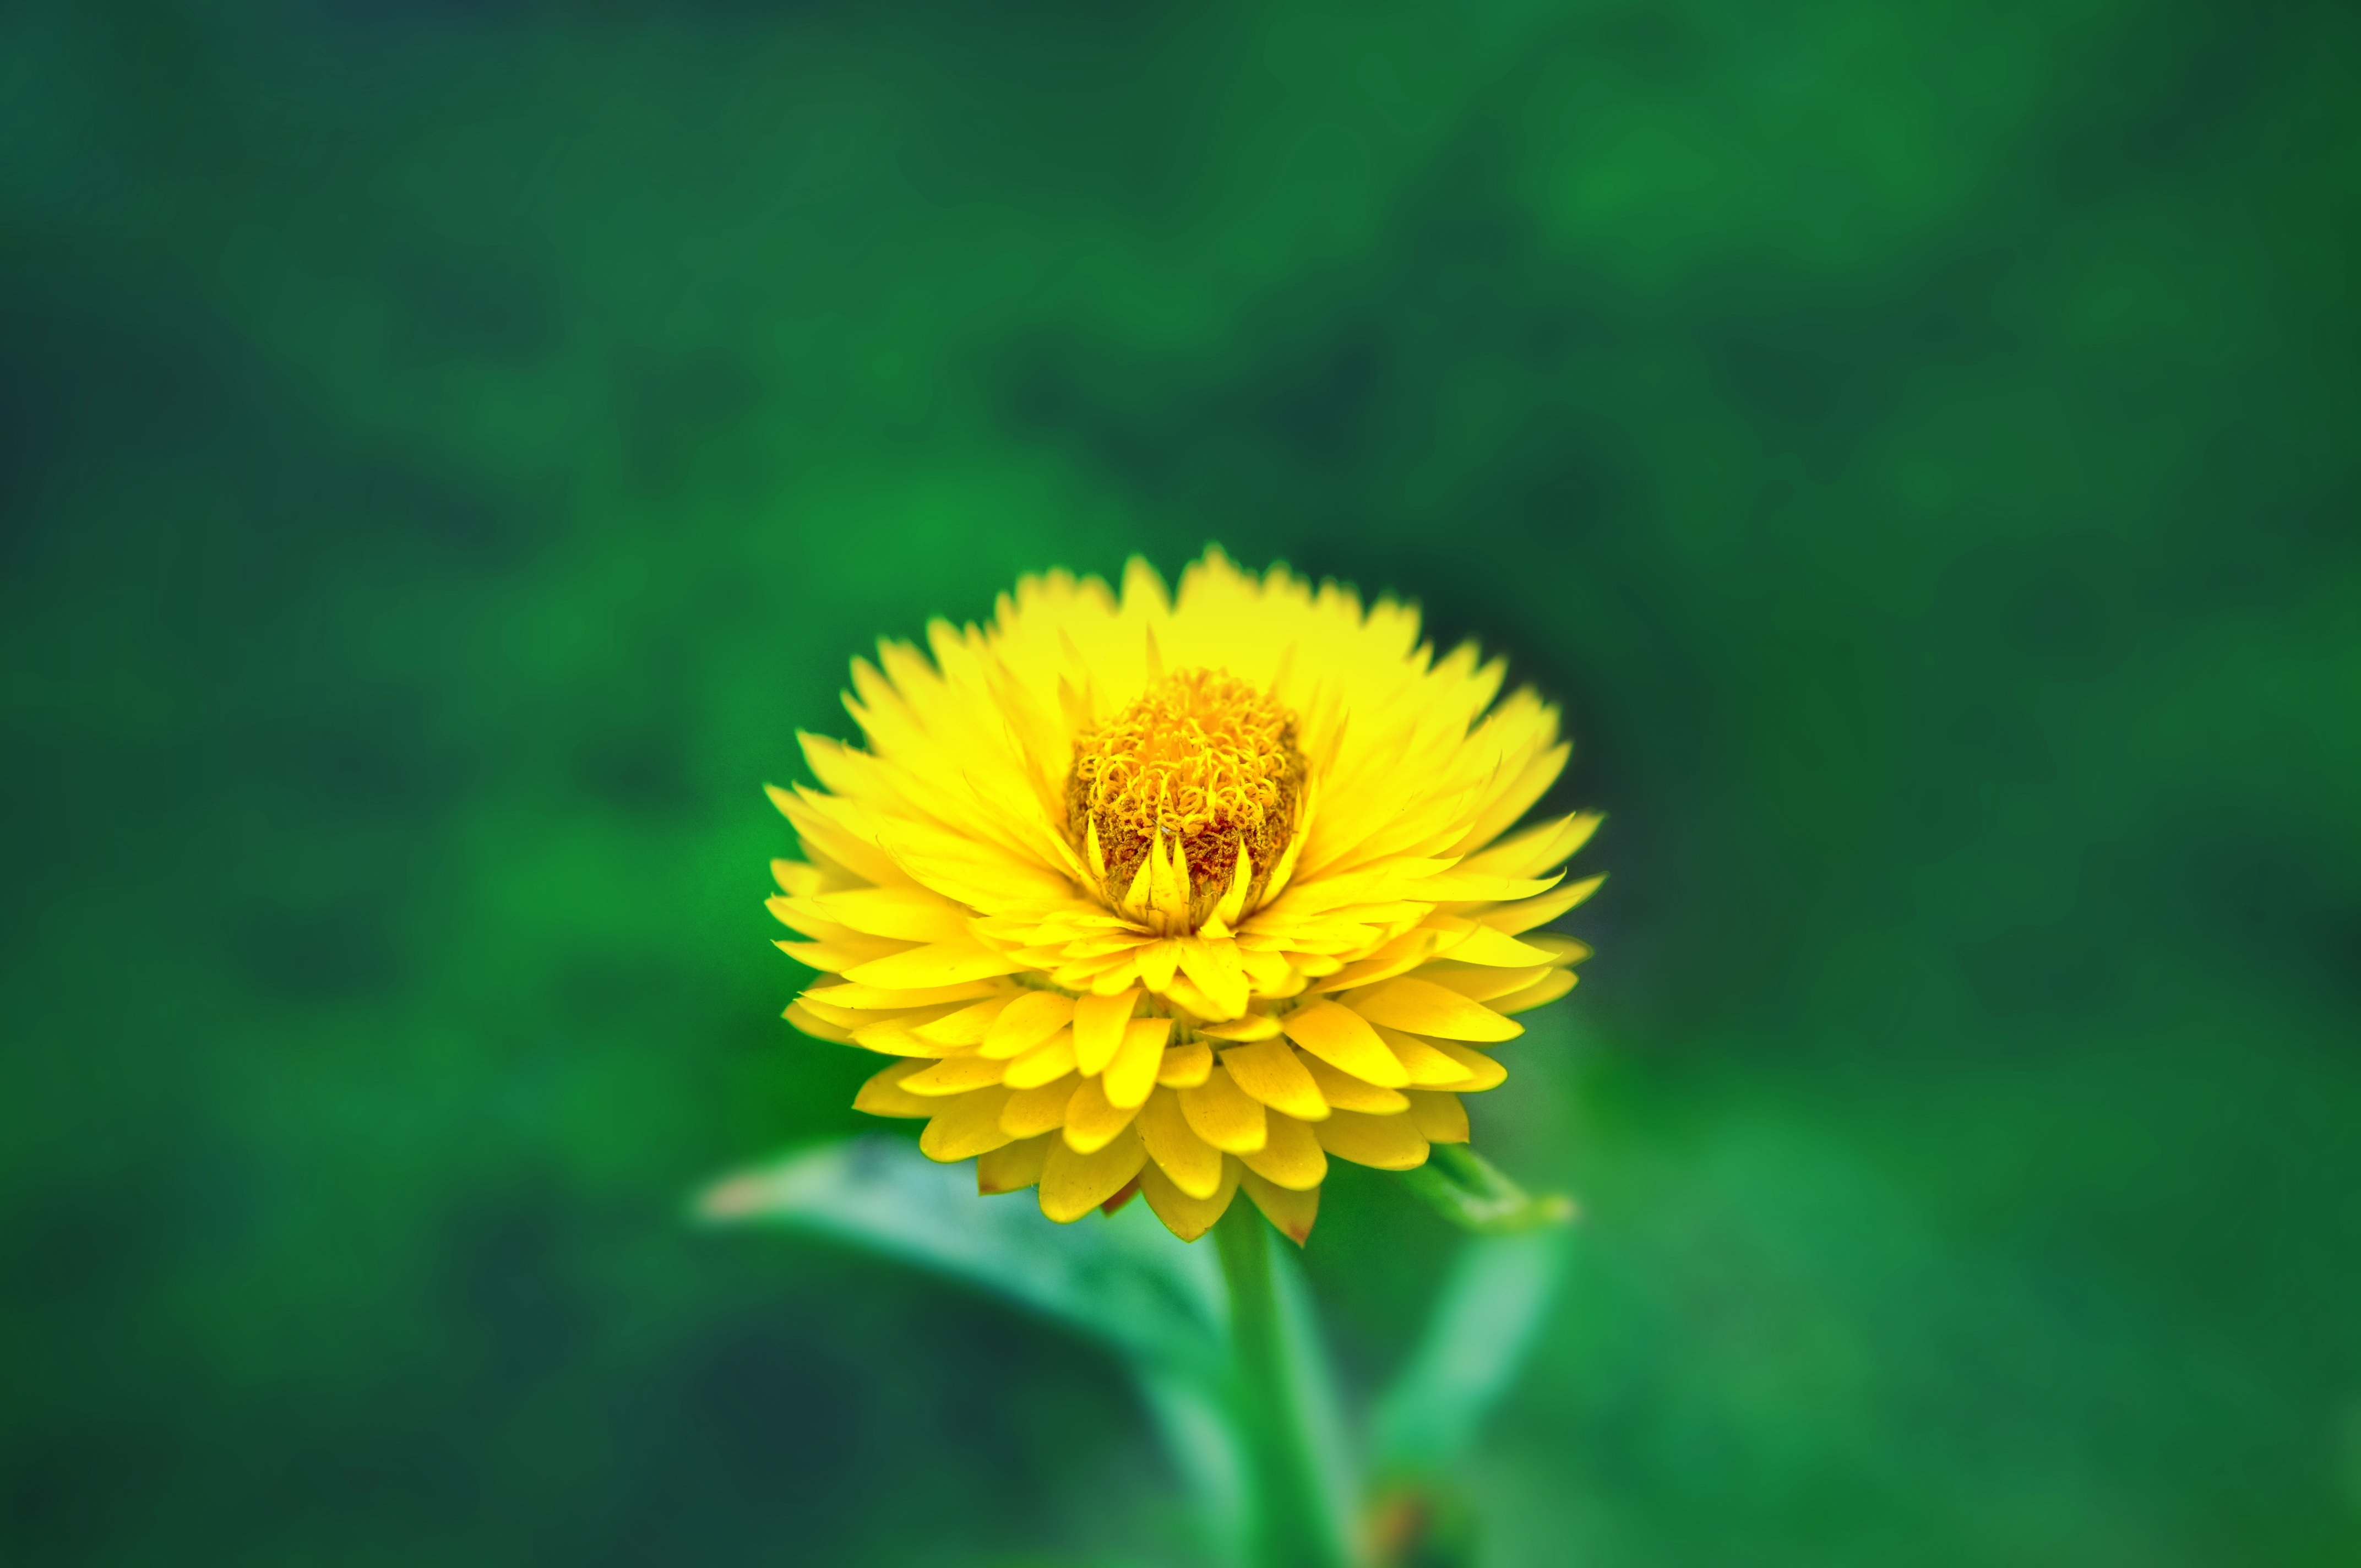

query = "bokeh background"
[4,2,2357,1564]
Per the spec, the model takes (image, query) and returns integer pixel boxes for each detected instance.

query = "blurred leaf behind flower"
[700,1137,1568,1567]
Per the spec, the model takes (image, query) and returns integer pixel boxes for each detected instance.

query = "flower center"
[1066,667,1305,928]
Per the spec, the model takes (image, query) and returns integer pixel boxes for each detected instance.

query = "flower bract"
[769,549,1599,1244]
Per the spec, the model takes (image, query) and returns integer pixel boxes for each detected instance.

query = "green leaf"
[1397,1143,1577,1234]
[1369,1227,1570,1478]
[703,1139,1256,1562]
[697,1135,1227,1380]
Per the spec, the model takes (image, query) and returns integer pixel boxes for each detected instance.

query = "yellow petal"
[1039,1124,1146,1223]
[1073,988,1140,1075]
[804,979,1000,1010]
[798,994,960,1032]
[1179,1065,1269,1154]
[1421,961,1555,1004]
[1241,1110,1327,1190]
[1139,1156,1238,1242]
[1525,934,1592,966]
[1103,1017,1172,1109]
[1123,554,1171,617]
[1220,1039,1330,1122]
[1236,943,1296,987]
[1060,930,1158,960]
[1161,972,1226,1021]
[1369,1023,1476,1087]
[1313,1107,1430,1170]
[1298,1054,1411,1115]
[845,1033,962,1059]
[1195,1012,1283,1042]
[910,996,1011,1046]
[843,938,1025,990]
[1085,813,1109,883]
[1118,855,1153,921]
[1150,831,1192,929]
[1437,924,1559,968]
[1476,872,1604,934]
[1395,868,1559,903]
[1281,999,1411,1088]
[771,857,823,897]
[1156,1039,1214,1087]
[1421,1037,1509,1092]
[1347,977,1524,1042]
[1493,968,1579,1014]
[999,1074,1080,1137]
[1308,929,1435,993]
[1258,782,1314,907]
[804,885,973,943]
[1141,609,1168,678]
[980,990,1075,1058]
[784,1001,853,1044]
[852,1058,937,1118]
[774,929,911,970]
[1460,811,1601,881]
[768,781,905,888]
[1405,1089,1469,1144]
[1138,938,1183,992]
[1063,1075,1143,1153]
[1238,1167,1319,1246]
[977,1133,1053,1194]
[901,1054,1010,1096]
[847,1016,968,1057]
[1138,1087,1225,1200]
[1087,960,1146,996]
[1448,738,1569,854]
[919,1086,1015,1161]
[1176,939,1250,1020]
[1213,842,1253,928]
[1004,1027,1078,1089]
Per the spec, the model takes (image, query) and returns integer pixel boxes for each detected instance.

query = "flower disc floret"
[1067,668,1305,929]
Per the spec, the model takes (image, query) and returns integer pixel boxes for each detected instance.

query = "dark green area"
[3,1,2356,1563]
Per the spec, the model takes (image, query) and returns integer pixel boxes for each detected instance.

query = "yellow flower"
[768,549,1600,1244]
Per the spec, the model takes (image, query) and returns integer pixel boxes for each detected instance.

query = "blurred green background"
[3,1,2357,1563]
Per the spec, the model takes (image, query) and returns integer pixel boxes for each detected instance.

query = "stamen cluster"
[1066,668,1304,923]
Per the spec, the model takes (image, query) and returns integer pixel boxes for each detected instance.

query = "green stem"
[1215,1203,1347,1568]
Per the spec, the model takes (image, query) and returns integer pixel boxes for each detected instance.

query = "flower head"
[769,549,1600,1244]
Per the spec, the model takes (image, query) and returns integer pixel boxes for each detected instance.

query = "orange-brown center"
[1066,668,1304,925]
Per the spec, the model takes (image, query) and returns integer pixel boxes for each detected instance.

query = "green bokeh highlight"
[2,2,2355,1564]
